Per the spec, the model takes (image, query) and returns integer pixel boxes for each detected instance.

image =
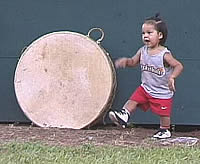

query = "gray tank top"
[140,46,174,99]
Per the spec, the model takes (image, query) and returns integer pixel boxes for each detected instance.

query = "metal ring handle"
[87,28,104,44]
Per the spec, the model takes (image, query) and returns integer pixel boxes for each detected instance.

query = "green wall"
[0,0,199,125]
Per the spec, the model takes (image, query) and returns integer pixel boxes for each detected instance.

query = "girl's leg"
[151,97,172,139]
[160,116,171,129]
[108,100,138,128]
[109,86,143,128]
[153,116,171,139]
[123,100,138,114]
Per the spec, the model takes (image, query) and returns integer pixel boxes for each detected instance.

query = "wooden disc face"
[14,32,115,129]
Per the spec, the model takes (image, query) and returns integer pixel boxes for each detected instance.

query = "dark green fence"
[0,0,199,125]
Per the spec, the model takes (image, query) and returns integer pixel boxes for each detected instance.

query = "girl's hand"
[115,58,128,68]
[168,77,176,92]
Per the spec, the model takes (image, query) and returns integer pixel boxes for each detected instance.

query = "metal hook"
[87,27,104,44]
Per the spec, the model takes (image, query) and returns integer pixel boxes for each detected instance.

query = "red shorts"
[129,86,173,117]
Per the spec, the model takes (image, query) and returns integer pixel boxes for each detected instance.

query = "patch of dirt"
[0,124,200,147]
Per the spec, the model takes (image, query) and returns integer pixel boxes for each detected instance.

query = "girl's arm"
[164,52,184,91]
[115,48,141,68]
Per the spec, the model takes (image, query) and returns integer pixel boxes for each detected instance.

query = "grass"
[0,142,200,164]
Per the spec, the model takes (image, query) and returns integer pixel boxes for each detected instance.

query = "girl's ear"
[159,32,163,39]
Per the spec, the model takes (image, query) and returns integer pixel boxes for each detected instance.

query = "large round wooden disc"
[14,31,116,129]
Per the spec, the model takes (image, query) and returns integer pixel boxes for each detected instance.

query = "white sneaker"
[153,129,171,139]
[109,109,130,128]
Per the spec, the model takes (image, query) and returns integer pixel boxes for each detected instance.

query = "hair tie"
[155,13,160,18]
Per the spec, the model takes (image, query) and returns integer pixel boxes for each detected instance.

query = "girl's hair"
[144,13,168,46]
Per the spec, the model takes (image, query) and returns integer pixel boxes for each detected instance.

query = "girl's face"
[142,23,163,48]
